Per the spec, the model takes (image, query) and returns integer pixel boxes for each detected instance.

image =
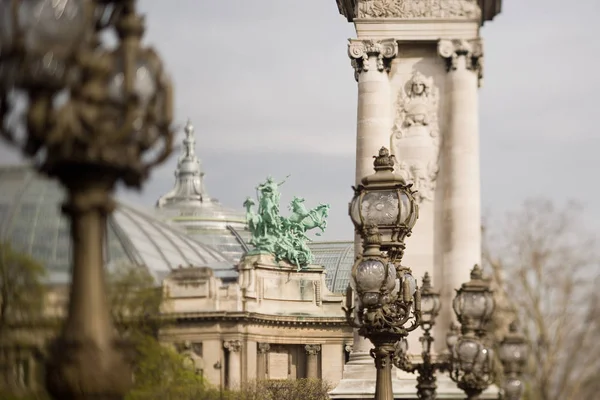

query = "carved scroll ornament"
[348,39,398,81]
[305,344,322,356]
[357,0,482,19]
[438,39,484,85]
[224,340,242,353]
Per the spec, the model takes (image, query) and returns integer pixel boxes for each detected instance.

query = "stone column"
[224,340,242,389]
[349,38,397,186]
[257,343,270,380]
[348,37,398,361]
[436,39,483,350]
[304,345,321,379]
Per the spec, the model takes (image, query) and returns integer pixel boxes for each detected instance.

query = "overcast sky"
[1,0,598,241]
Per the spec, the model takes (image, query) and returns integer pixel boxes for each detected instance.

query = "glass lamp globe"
[473,346,494,374]
[16,0,90,55]
[419,272,441,325]
[452,265,495,331]
[352,258,388,307]
[349,147,418,252]
[446,323,460,352]
[453,336,483,373]
[108,49,161,107]
[0,0,90,87]
[499,321,528,371]
[503,377,524,400]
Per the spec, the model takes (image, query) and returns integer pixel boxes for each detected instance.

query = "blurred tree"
[0,242,46,394]
[106,262,163,337]
[483,199,600,400]
[0,242,46,336]
[125,334,213,400]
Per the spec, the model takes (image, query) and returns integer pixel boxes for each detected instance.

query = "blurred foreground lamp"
[499,321,528,400]
[344,147,421,400]
[0,1,173,399]
[448,265,496,400]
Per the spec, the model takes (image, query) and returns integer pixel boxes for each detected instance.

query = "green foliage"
[106,262,163,337]
[125,334,212,400]
[0,242,46,334]
[231,379,332,400]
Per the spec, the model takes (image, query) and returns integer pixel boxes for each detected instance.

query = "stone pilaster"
[435,38,483,352]
[224,340,242,389]
[257,342,270,380]
[304,344,321,379]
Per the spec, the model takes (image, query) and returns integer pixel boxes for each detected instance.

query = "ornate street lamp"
[393,272,449,400]
[452,265,495,335]
[448,265,496,400]
[0,1,173,399]
[344,147,421,400]
[499,321,528,400]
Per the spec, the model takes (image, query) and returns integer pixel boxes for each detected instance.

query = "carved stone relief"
[348,39,398,81]
[396,160,438,203]
[357,0,481,19]
[391,71,440,203]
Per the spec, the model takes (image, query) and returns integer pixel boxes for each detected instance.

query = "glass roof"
[0,165,236,284]
[308,241,354,293]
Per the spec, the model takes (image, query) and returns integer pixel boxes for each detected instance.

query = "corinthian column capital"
[438,39,484,85]
[348,38,398,80]
[224,340,242,352]
[257,342,270,354]
[305,344,322,356]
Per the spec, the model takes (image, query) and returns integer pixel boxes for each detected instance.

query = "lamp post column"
[257,343,269,380]
[436,39,484,341]
[46,175,132,400]
[348,37,398,362]
[224,340,242,389]
[305,345,321,379]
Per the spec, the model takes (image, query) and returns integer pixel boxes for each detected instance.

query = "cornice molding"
[336,0,501,25]
[161,311,348,327]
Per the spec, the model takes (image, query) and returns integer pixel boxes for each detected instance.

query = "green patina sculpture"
[243,176,330,270]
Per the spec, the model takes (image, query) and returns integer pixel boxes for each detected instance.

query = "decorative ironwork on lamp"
[499,321,528,400]
[344,147,421,400]
[393,272,449,400]
[0,1,173,399]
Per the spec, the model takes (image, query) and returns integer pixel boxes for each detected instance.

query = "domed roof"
[309,241,355,293]
[0,165,236,284]
[154,120,249,262]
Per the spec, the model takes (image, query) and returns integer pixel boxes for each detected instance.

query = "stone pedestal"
[332,0,502,398]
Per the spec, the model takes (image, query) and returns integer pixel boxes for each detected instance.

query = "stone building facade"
[159,254,352,389]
